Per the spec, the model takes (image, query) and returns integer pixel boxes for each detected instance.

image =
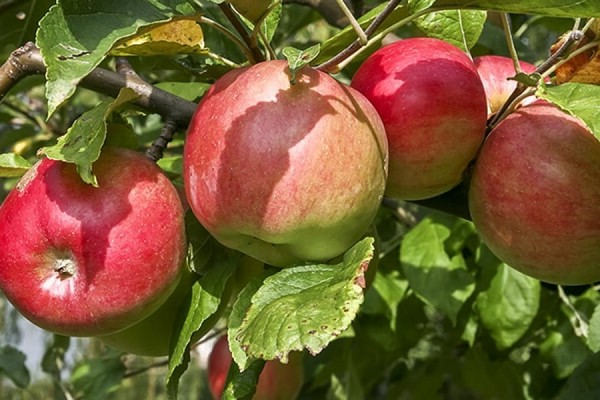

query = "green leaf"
[36,1,194,115]
[222,358,266,400]
[70,356,125,400]
[283,44,321,84]
[475,245,541,349]
[400,217,475,324]
[0,346,30,388]
[361,269,409,332]
[41,335,70,378]
[431,0,600,17]
[414,9,487,51]
[39,88,138,186]
[537,83,600,141]
[229,238,374,370]
[166,252,238,399]
[558,352,600,400]
[587,303,600,352]
[0,153,32,177]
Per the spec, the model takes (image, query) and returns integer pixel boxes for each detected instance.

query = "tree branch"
[0,43,197,129]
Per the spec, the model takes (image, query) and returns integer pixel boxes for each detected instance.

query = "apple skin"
[0,147,186,336]
[351,37,487,200]
[229,0,272,22]
[207,336,304,400]
[469,101,600,285]
[473,55,537,114]
[184,60,388,267]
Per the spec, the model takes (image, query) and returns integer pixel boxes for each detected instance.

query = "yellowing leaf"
[111,18,206,56]
[554,20,600,84]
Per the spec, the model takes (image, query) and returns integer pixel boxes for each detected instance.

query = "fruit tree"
[0,1,600,399]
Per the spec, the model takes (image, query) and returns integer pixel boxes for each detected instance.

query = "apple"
[473,55,538,114]
[351,37,487,200]
[469,101,600,285]
[0,147,186,336]
[207,336,304,400]
[184,60,388,267]
[97,264,196,357]
[229,0,272,22]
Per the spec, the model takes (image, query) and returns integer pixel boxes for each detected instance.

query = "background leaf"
[414,9,487,51]
[400,217,475,324]
[0,345,30,388]
[0,153,32,177]
[475,245,541,349]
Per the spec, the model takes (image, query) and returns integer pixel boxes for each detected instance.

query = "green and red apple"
[469,101,600,284]
[184,60,388,267]
[351,37,487,200]
[0,148,186,336]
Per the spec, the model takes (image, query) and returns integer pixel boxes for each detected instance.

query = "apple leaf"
[558,352,600,400]
[0,153,32,177]
[400,217,475,324]
[110,18,207,56]
[222,358,266,400]
[537,83,600,141]
[38,88,138,186]
[228,238,374,371]
[361,269,409,332]
[413,9,486,51]
[70,356,125,400]
[475,245,541,349]
[36,0,195,115]
[165,251,238,399]
[0,346,30,389]
[431,0,600,17]
[587,304,600,352]
[283,44,321,84]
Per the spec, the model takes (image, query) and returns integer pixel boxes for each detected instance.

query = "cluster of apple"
[0,31,599,399]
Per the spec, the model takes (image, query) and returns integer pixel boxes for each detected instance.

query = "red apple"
[184,60,388,267]
[474,55,538,114]
[208,336,304,400]
[351,37,487,200]
[97,264,195,357]
[469,101,600,284]
[0,147,186,336]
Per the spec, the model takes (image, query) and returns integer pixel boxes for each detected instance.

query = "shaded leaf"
[475,245,541,349]
[587,303,600,352]
[0,346,30,388]
[400,217,475,324]
[70,356,125,400]
[166,250,237,399]
[558,352,600,400]
[0,153,32,177]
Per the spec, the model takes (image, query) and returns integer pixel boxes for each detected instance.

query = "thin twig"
[145,119,179,162]
[315,0,402,72]
[335,0,368,44]
[500,13,522,73]
[218,2,265,64]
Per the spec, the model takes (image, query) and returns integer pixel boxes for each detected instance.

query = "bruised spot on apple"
[208,336,304,400]
[351,37,487,201]
[0,147,186,336]
[469,101,600,285]
[473,55,538,115]
[184,60,388,267]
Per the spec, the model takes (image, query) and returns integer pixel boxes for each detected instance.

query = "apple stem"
[315,0,403,73]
